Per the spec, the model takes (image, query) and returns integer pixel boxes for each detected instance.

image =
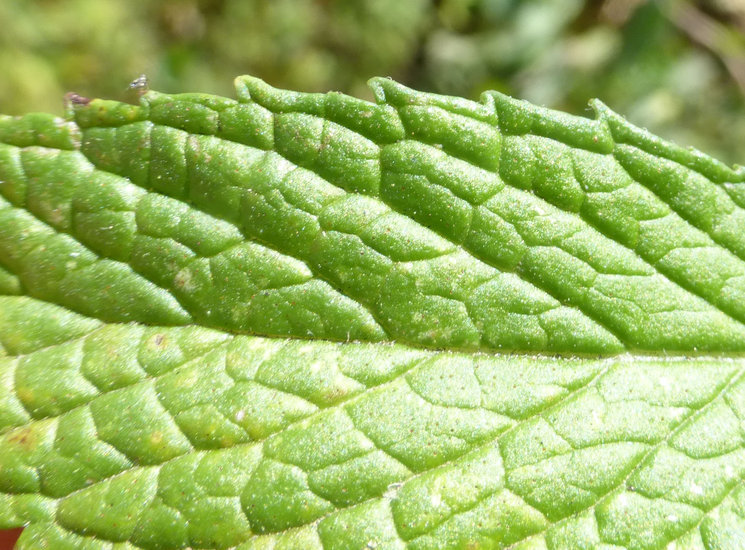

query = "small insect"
[127,74,150,95]
[63,92,90,106]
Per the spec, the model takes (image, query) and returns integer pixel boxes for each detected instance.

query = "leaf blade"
[2,78,745,548]
[2,315,744,547]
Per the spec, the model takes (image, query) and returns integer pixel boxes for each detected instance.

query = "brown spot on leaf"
[0,527,23,549]
[7,426,37,451]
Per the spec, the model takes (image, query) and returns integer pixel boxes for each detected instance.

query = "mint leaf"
[1,77,744,549]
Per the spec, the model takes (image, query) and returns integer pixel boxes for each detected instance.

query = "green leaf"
[1,77,744,549]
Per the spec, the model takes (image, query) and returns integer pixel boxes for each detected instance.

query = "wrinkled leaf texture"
[1,77,745,549]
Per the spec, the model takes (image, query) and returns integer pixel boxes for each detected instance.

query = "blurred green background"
[1,0,744,163]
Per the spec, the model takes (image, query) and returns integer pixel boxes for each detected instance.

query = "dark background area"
[1,0,744,164]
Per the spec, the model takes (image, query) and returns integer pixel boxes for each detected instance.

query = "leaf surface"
[1,77,744,549]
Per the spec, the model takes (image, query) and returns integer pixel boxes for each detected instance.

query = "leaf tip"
[367,77,414,107]
[234,75,268,103]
